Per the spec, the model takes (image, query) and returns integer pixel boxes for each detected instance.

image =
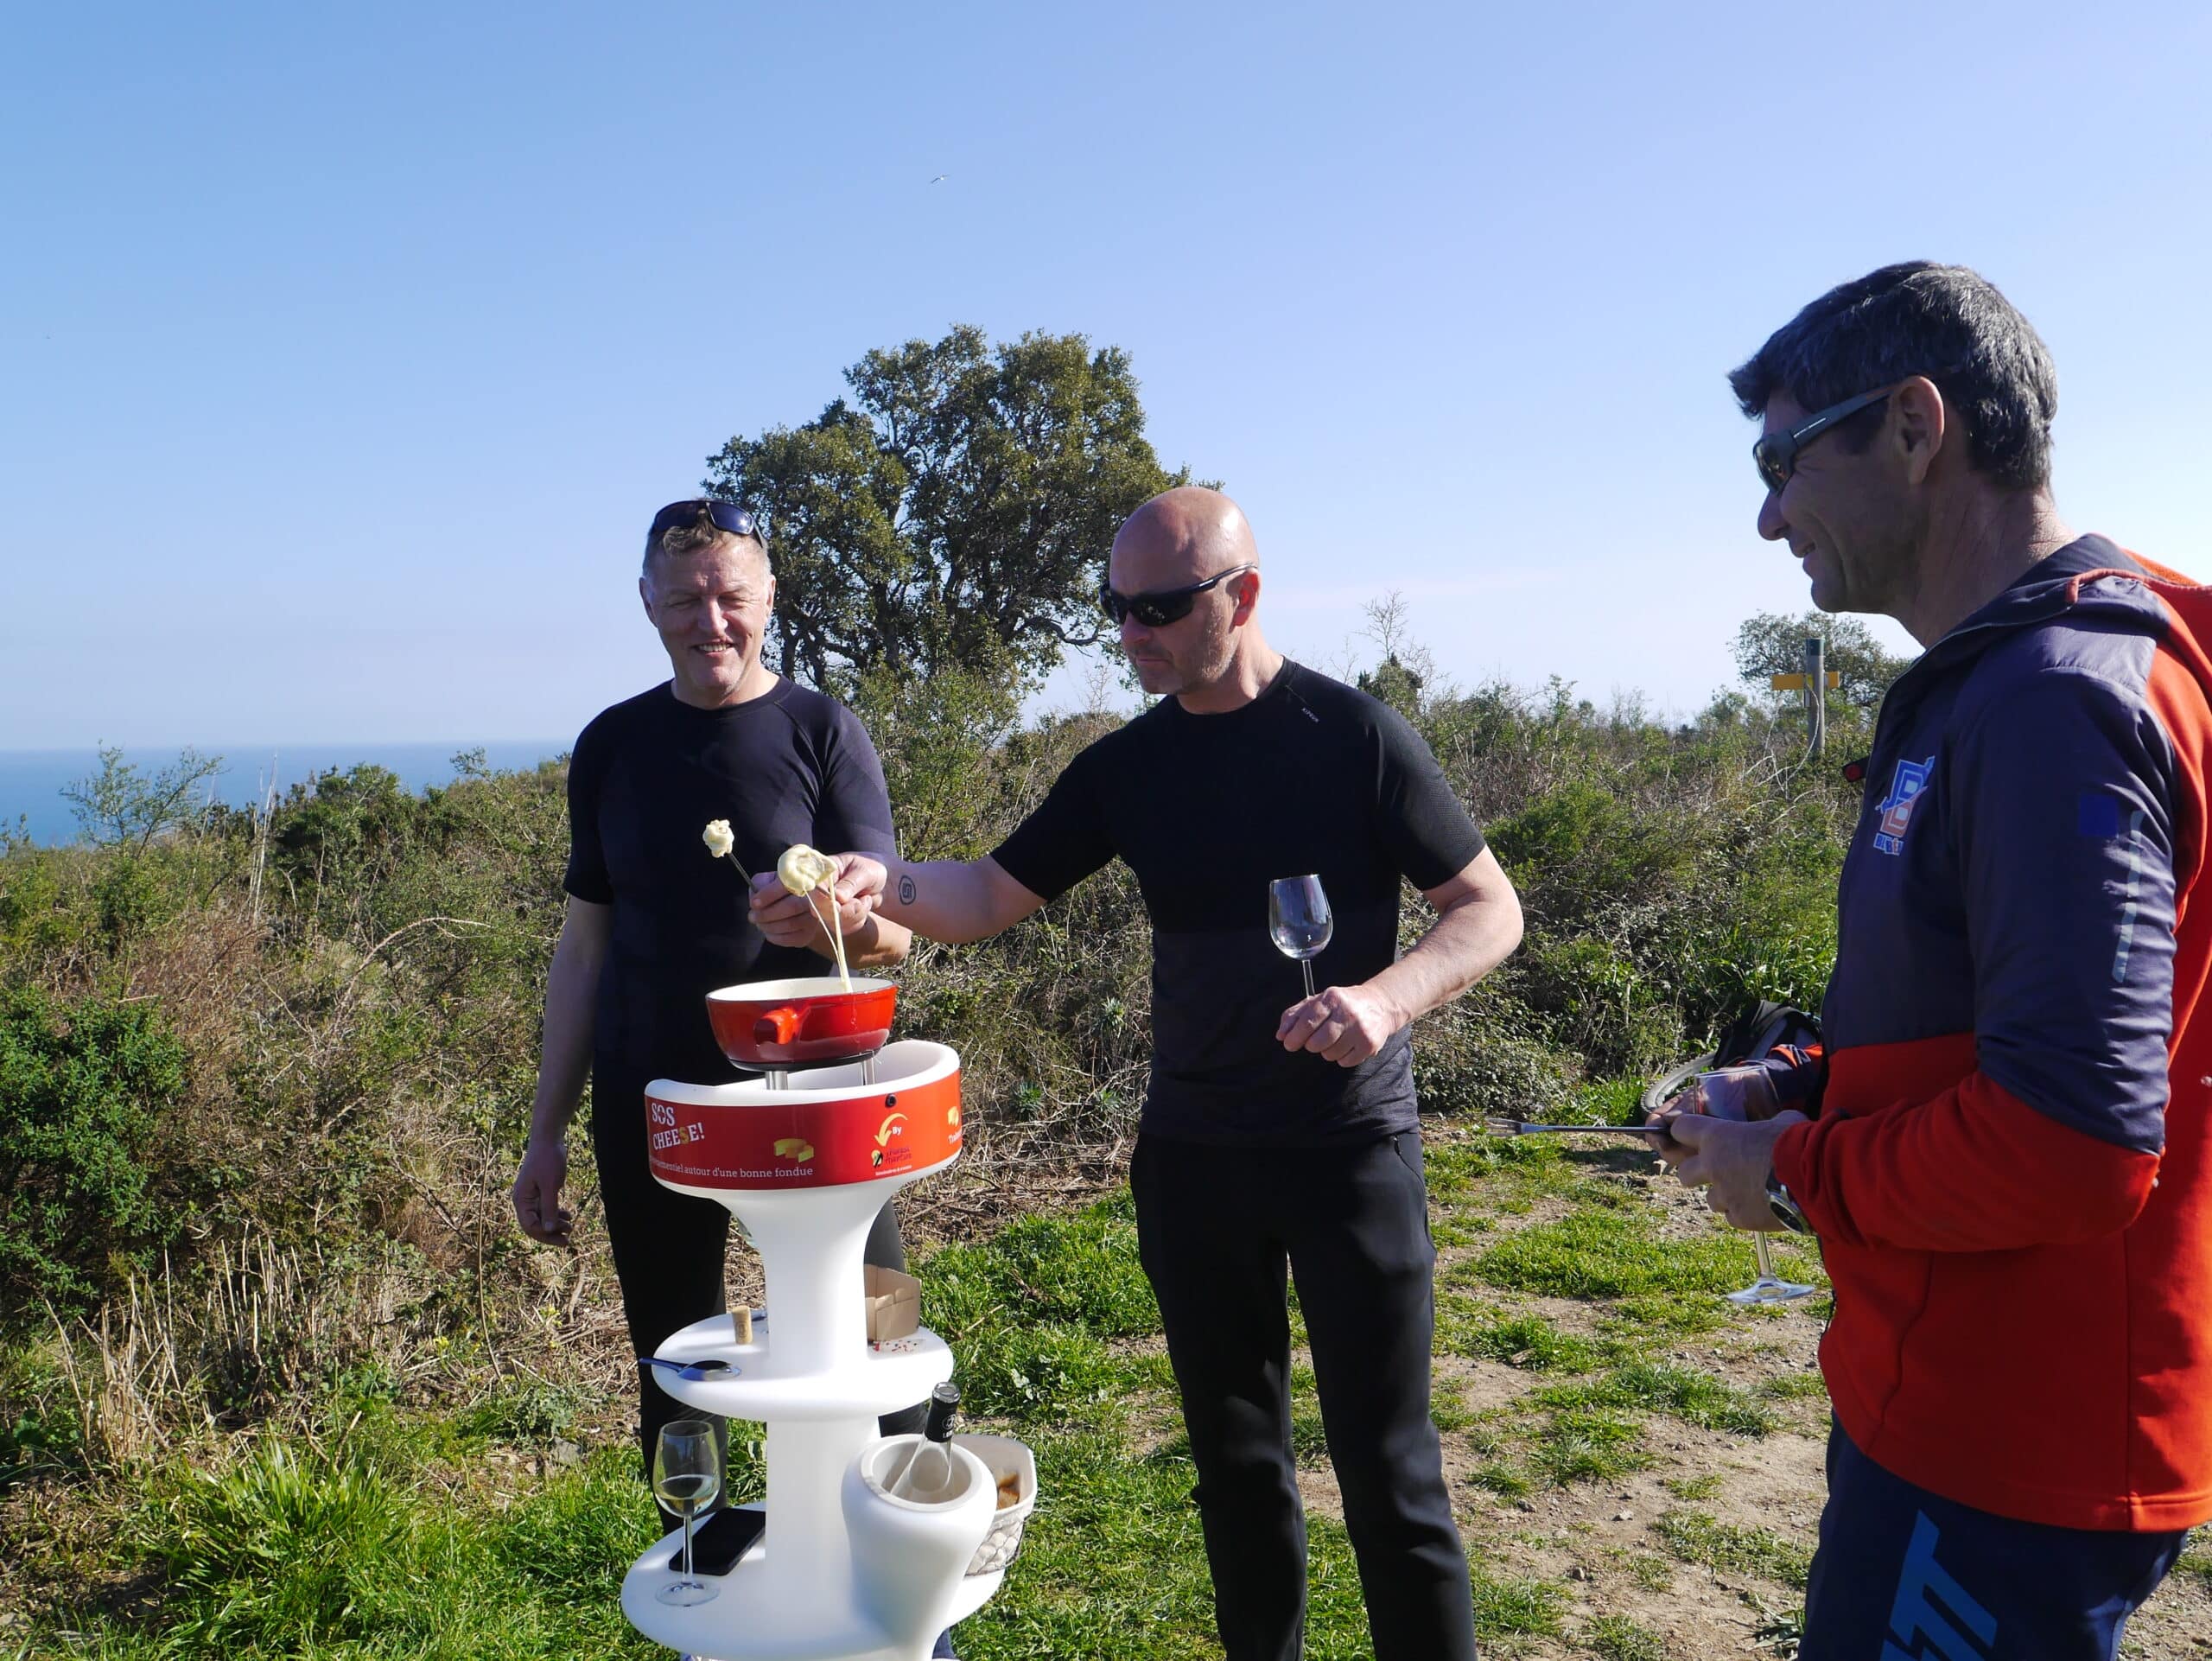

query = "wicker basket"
[954,1434,1037,1575]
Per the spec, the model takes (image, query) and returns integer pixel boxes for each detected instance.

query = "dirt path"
[1289,1130,2212,1657]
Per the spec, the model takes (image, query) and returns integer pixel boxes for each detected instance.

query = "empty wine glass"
[1268,875,1334,998]
[1682,1066,1818,1306]
[654,1418,722,1606]
[1733,1229,1818,1307]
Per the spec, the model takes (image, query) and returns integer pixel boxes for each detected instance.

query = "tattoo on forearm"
[898,874,917,906]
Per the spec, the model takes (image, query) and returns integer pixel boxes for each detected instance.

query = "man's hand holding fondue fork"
[746,853,887,951]
[795,852,1046,948]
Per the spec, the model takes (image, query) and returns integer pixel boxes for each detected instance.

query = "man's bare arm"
[1278,847,1524,1066]
[836,853,1047,945]
[1370,845,1524,1021]
[512,894,611,1244]
[841,911,912,968]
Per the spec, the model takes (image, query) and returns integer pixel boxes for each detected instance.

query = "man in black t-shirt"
[512,500,927,1534]
[790,488,1524,1661]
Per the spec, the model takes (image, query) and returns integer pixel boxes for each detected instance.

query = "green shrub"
[1490,778,1696,926]
[0,1352,82,1490]
[1411,980,1584,1119]
[0,985,190,1329]
[1412,672,1851,1111]
[1512,934,1686,1081]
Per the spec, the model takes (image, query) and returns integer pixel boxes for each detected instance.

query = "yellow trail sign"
[1771,672,1842,690]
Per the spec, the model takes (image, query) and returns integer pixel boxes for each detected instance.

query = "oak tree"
[702,326,1193,695]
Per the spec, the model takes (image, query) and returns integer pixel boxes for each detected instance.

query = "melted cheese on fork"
[776,843,839,897]
[776,844,852,992]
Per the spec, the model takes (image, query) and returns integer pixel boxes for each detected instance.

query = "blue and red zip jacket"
[1770,535,2212,1531]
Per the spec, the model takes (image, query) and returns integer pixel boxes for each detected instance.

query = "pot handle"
[753,1007,802,1044]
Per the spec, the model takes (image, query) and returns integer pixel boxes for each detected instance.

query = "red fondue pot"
[706,976,899,1071]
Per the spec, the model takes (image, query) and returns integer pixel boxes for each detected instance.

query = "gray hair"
[1730,262,2058,492]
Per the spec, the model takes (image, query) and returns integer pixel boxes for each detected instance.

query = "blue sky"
[5,1,2209,751]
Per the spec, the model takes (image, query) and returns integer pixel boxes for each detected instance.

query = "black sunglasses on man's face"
[647,499,764,544]
[1752,385,1898,493]
[1099,563,1257,628]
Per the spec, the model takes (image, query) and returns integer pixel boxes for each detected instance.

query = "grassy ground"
[13,1129,2212,1659]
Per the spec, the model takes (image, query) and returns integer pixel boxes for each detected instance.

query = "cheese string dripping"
[814,881,852,993]
[777,845,851,992]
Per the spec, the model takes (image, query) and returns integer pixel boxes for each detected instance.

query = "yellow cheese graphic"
[947,1104,963,1130]
[772,1138,816,1161]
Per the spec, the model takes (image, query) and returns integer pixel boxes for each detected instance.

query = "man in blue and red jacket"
[1661,261,2212,1658]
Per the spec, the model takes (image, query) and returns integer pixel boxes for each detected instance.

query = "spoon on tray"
[639,1355,741,1382]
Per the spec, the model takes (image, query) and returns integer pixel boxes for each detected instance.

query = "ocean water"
[0,740,569,846]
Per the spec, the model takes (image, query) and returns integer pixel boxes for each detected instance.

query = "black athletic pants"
[591,1062,921,1523]
[1130,1130,1478,1661]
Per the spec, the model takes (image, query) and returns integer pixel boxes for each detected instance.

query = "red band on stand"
[646,1070,963,1190]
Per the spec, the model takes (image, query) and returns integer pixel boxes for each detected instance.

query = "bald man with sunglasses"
[767,487,1523,1661]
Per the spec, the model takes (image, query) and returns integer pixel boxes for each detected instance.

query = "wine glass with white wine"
[1268,875,1334,998]
[654,1418,722,1606]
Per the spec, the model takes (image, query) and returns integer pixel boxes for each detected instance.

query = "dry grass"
[39,1232,419,1468]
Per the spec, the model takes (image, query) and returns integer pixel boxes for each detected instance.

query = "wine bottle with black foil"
[888,1382,962,1502]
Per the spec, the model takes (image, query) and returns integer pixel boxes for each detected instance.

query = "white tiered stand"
[620,1041,1001,1661]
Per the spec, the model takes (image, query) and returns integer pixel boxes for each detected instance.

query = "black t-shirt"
[991,660,1484,1145]
[564,679,898,1086]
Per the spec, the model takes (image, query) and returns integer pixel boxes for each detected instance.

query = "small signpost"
[1770,637,1840,760]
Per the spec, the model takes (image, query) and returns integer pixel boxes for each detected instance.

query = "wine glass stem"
[682,1503,696,1582]
[1300,959,1315,998]
[1753,1231,1777,1282]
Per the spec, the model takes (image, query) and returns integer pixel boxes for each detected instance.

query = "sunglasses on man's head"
[647,499,764,544]
[1099,563,1257,628]
[1752,385,1898,493]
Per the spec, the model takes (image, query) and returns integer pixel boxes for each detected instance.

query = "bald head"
[1110,487,1258,593]
[1108,487,1279,708]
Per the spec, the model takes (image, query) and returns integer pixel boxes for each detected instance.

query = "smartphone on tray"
[669,1505,766,1575]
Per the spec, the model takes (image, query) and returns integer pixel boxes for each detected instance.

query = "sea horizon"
[0,739,570,847]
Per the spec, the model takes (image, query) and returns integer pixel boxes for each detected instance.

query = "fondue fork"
[1484,1117,1675,1139]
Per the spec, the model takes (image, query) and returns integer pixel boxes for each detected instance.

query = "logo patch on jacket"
[1874,756,1936,856]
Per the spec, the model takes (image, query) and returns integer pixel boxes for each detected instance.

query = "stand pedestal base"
[620,1510,1003,1660]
